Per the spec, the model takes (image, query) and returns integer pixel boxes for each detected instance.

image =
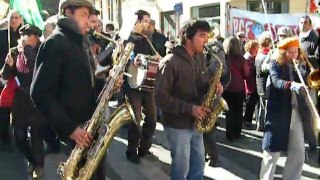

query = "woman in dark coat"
[259,37,317,180]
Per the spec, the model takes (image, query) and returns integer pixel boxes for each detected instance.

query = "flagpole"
[260,0,275,49]
[305,0,310,14]
[7,13,11,55]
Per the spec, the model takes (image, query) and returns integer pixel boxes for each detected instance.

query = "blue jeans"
[165,127,205,180]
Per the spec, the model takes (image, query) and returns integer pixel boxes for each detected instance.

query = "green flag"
[10,0,44,29]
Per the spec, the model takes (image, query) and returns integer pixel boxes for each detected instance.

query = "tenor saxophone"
[195,46,229,133]
[58,42,136,180]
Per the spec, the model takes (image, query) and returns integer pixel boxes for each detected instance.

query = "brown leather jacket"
[155,45,210,129]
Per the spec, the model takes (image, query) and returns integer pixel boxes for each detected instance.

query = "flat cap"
[19,24,42,36]
[59,0,95,15]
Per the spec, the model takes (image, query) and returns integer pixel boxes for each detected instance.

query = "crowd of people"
[0,0,319,180]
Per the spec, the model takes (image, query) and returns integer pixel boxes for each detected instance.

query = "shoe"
[32,166,44,179]
[27,163,34,175]
[138,150,152,157]
[126,152,140,164]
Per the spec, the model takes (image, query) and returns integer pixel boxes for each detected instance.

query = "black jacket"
[299,30,319,68]
[155,46,210,129]
[206,40,230,87]
[151,30,167,57]
[31,16,96,139]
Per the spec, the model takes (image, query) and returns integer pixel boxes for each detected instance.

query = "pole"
[305,0,310,14]
[260,0,275,49]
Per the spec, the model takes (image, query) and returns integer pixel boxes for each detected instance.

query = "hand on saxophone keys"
[192,105,210,120]
[215,83,224,96]
[69,127,93,149]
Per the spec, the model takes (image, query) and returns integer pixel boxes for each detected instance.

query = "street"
[0,115,320,180]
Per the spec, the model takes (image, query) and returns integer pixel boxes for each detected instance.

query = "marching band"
[0,0,319,180]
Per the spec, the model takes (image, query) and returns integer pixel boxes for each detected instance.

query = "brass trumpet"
[300,52,320,89]
[90,30,123,66]
[305,60,320,90]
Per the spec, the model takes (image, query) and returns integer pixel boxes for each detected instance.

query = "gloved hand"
[290,82,307,96]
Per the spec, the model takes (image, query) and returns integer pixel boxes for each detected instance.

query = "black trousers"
[244,91,259,124]
[12,90,44,167]
[126,89,156,154]
[223,91,245,140]
[43,125,61,152]
[0,107,11,144]
[203,128,218,165]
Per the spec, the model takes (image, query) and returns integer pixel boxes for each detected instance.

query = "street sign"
[174,2,183,15]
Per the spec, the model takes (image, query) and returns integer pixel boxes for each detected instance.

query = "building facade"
[94,0,309,37]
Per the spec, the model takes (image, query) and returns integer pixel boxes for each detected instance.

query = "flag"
[310,0,318,13]
[10,0,44,29]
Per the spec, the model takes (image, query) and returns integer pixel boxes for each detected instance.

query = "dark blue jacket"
[262,60,317,152]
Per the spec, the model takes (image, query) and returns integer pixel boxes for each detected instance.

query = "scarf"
[16,47,30,73]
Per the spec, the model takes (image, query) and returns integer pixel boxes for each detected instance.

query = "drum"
[127,54,159,91]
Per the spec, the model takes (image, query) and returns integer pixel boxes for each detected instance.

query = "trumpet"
[304,57,320,90]
[90,30,123,66]
[298,50,320,89]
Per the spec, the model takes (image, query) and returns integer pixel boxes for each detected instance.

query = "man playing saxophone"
[30,0,123,179]
[155,20,223,179]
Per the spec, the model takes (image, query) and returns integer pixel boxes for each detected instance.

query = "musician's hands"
[5,53,14,67]
[114,75,124,92]
[108,67,124,92]
[133,55,141,66]
[192,105,210,120]
[155,54,161,61]
[69,127,93,148]
[215,83,224,96]
[133,22,145,35]
[290,82,307,96]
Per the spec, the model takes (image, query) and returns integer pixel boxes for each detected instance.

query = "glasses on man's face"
[279,35,287,38]
[239,36,245,39]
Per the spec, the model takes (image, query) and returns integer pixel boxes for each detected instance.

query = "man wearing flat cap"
[31,0,108,179]
[2,23,44,179]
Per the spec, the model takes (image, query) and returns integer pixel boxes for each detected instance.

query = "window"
[191,4,220,19]
[247,0,289,13]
